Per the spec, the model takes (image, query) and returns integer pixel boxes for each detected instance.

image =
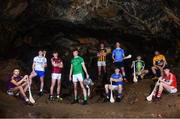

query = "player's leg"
[159,66,164,77]
[160,82,177,94]
[105,84,110,99]
[21,81,29,93]
[151,66,158,77]
[50,74,56,100]
[71,82,78,104]
[79,76,88,105]
[102,61,106,74]
[117,85,123,98]
[141,70,149,79]
[156,82,165,98]
[39,76,44,96]
[57,74,62,100]
[98,62,102,76]
[29,71,37,85]
[14,86,29,102]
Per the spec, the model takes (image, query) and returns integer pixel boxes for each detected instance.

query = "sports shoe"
[82,100,88,105]
[25,100,33,105]
[49,95,54,101]
[56,95,63,101]
[71,99,79,104]
[39,91,44,96]
[103,98,109,102]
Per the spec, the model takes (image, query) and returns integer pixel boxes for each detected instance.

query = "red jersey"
[164,73,177,88]
[51,57,62,73]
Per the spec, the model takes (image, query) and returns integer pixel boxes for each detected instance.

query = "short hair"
[72,48,79,52]
[53,51,58,54]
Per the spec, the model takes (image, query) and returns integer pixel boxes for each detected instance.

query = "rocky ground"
[0,59,180,118]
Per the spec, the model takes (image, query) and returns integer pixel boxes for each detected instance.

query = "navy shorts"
[114,62,124,68]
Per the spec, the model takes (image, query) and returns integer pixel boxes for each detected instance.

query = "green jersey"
[71,56,84,75]
[135,60,145,72]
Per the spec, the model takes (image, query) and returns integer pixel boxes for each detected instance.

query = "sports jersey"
[112,48,125,62]
[97,48,106,62]
[153,54,166,66]
[111,73,123,85]
[135,60,145,72]
[33,56,47,71]
[164,73,177,88]
[51,57,62,73]
[7,76,22,90]
[71,56,84,75]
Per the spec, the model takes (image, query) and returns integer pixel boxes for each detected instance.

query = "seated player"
[7,68,31,104]
[154,67,177,100]
[151,51,167,79]
[131,56,149,80]
[104,68,124,102]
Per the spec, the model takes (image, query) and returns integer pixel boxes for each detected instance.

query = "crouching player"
[155,67,177,100]
[131,56,149,80]
[104,68,124,102]
[7,69,31,104]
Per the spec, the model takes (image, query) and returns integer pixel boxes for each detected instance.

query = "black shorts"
[114,62,124,68]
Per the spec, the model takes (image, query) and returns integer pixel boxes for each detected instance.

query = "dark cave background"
[0,0,179,90]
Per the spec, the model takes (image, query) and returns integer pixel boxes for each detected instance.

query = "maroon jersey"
[51,57,62,73]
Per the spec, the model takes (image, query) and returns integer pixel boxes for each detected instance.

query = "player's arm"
[110,77,115,82]
[11,76,27,86]
[69,64,73,81]
[112,50,115,62]
[59,61,63,68]
[122,49,125,58]
[51,58,57,67]
[141,60,145,71]
[153,57,158,67]
[82,62,89,79]
[103,49,107,56]
[44,58,47,68]
[32,62,35,72]
[117,77,123,82]
[162,56,167,68]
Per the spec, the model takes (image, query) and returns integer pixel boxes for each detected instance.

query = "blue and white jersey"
[111,73,123,85]
[112,48,125,62]
[33,56,47,71]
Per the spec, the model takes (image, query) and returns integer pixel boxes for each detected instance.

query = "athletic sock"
[106,93,109,99]
[40,89,43,92]
[25,97,29,102]
[157,92,162,98]
[74,96,78,100]
[117,93,122,98]
[84,96,87,101]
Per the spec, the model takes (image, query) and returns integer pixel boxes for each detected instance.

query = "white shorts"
[166,87,177,94]
[97,61,106,67]
[73,73,83,83]
[111,85,122,90]
[52,73,62,80]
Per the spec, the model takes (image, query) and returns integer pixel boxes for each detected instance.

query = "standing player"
[112,42,127,81]
[151,51,167,78]
[29,50,47,96]
[104,68,124,102]
[49,51,63,101]
[97,43,107,77]
[69,49,89,105]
